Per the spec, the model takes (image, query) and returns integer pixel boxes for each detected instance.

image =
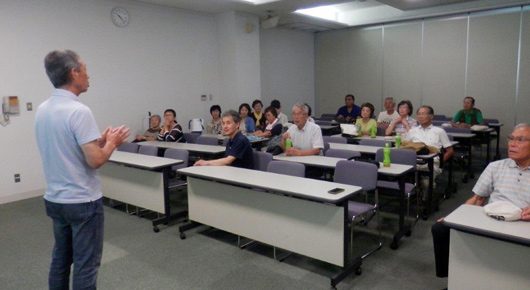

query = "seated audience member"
[432,123,530,279]
[157,109,185,142]
[238,103,256,134]
[304,103,315,123]
[251,100,266,131]
[194,110,254,169]
[271,99,288,125]
[385,100,418,136]
[406,106,454,188]
[280,103,324,156]
[355,103,377,136]
[135,114,161,141]
[335,94,361,124]
[377,97,399,129]
[205,105,222,135]
[253,106,282,138]
[450,96,485,128]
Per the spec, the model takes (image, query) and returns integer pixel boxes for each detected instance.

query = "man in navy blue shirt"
[194,110,253,169]
[336,94,361,123]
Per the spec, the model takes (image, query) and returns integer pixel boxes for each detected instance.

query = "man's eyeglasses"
[507,136,530,144]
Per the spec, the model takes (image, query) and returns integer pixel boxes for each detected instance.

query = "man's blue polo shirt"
[225,131,254,169]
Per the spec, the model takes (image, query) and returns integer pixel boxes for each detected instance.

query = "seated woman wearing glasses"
[157,109,185,142]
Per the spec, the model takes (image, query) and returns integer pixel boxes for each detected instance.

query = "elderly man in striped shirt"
[431,123,530,280]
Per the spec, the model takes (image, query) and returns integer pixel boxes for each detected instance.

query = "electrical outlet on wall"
[14,173,21,183]
[201,95,207,101]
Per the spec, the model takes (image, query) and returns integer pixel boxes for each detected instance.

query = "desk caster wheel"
[390,242,398,250]
[355,268,362,275]
[153,226,159,233]
[179,232,186,240]
[405,230,412,237]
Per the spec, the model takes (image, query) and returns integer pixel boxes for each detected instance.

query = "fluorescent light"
[242,0,281,5]
[295,6,340,22]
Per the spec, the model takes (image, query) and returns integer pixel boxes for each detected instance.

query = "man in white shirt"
[280,103,324,156]
[407,106,454,188]
[377,97,399,129]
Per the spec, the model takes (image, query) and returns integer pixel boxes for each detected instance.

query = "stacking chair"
[323,136,347,144]
[433,114,447,121]
[164,148,189,190]
[118,142,139,153]
[315,120,333,126]
[359,139,392,147]
[376,127,386,136]
[319,113,336,121]
[325,148,360,159]
[138,145,158,156]
[195,136,218,146]
[334,160,381,260]
[183,132,200,144]
[444,126,473,181]
[375,148,419,225]
[323,142,330,155]
[252,151,273,172]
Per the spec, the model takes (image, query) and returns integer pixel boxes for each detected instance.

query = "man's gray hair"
[150,114,161,123]
[292,103,309,115]
[222,110,241,124]
[385,97,395,103]
[514,123,530,130]
[44,50,81,88]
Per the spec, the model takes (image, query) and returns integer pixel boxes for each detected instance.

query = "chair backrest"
[316,120,333,126]
[334,160,377,191]
[433,114,446,121]
[184,132,200,144]
[188,118,204,133]
[323,136,347,144]
[375,148,417,166]
[253,151,273,171]
[483,118,499,125]
[323,142,330,155]
[359,139,392,147]
[196,136,219,146]
[164,148,189,170]
[221,137,229,146]
[376,127,386,136]
[138,145,158,156]
[431,120,448,127]
[325,148,360,159]
[267,161,305,177]
[443,126,471,134]
[118,142,139,153]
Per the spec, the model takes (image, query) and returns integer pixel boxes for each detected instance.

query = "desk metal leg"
[494,127,501,160]
[422,159,435,220]
[485,131,491,165]
[152,168,188,232]
[391,175,411,249]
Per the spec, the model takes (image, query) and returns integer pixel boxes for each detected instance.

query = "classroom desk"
[99,151,184,232]
[444,132,476,183]
[177,166,362,288]
[272,154,415,249]
[443,204,530,290]
[326,143,455,220]
[488,123,503,160]
[138,140,225,158]
[319,124,340,136]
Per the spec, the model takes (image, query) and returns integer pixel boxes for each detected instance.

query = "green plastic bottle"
[383,143,391,167]
[285,138,292,148]
[395,132,401,148]
[370,125,377,138]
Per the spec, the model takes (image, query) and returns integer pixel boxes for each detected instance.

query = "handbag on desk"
[266,135,284,155]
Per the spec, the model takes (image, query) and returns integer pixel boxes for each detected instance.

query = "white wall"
[0,0,317,204]
[316,6,530,153]
[260,28,315,116]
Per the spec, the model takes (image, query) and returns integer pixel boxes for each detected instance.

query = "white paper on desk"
[470,125,489,131]
[340,124,358,136]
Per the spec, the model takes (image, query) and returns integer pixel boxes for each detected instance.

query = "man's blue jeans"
[45,198,104,290]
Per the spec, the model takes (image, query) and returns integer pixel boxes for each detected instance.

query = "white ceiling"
[130,0,530,32]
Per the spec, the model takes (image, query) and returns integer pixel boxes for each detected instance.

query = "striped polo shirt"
[473,158,530,209]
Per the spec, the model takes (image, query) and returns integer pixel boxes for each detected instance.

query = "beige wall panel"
[517,8,530,125]
[422,17,467,118]
[468,11,520,146]
[383,22,423,116]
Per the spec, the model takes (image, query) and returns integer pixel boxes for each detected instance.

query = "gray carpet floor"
[0,166,480,290]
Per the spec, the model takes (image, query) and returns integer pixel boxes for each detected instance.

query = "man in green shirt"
[450,96,485,128]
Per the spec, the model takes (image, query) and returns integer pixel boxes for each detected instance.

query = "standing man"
[194,110,254,168]
[280,103,324,156]
[335,94,361,123]
[377,97,399,129]
[36,50,130,289]
[450,96,485,128]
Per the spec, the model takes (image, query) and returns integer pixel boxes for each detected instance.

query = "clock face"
[111,7,129,27]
